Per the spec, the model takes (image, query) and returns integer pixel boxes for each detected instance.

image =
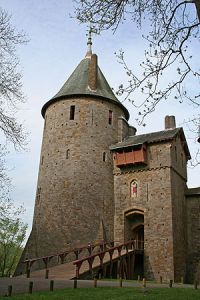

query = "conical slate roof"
[53,58,118,102]
[41,55,129,120]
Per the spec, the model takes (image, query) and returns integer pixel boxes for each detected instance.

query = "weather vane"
[86,24,99,54]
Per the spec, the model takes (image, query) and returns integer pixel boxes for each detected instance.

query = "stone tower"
[111,116,191,282]
[16,40,131,273]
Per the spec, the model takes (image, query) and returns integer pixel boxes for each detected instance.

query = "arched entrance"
[124,209,144,278]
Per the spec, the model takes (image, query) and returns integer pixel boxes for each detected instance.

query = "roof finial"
[85,25,93,58]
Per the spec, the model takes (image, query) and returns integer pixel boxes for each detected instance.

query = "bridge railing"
[23,240,114,278]
[73,239,144,279]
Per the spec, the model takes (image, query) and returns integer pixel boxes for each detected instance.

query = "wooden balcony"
[114,145,147,167]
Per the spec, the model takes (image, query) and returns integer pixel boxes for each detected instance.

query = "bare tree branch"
[74,0,200,142]
[0,7,28,149]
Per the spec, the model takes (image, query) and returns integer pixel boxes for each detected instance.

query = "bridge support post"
[103,264,107,278]
[117,258,122,279]
[50,280,54,291]
[94,278,97,288]
[130,253,135,279]
[143,278,146,288]
[109,261,113,278]
[169,279,173,288]
[194,280,198,289]
[7,285,12,297]
[127,253,131,279]
[119,277,123,287]
[74,278,77,289]
[29,281,33,294]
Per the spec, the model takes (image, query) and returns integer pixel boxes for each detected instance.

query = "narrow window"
[70,105,75,120]
[44,115,47,129]
[108,110,113,125]
[181,152,183,166]
[37,187,41,202]
[175,146,177,161]
[41,156,44,165]
[91,109,94,125]
[103,152,107,162]
[66,149,70,159]
[131,180,138,198]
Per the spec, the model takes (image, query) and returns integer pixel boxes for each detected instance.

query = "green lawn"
[1,287,200,300]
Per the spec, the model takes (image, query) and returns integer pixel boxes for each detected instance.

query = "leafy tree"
[0,6,28,149]
[0,198,27,277]
[0,138,27,278]
[74,0,200,129]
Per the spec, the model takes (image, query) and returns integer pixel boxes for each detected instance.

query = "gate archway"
[124,209,144,278]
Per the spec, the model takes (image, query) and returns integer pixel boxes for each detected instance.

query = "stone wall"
[170,136,188,282]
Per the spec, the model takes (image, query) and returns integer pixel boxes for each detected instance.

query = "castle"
[16,39,200,283]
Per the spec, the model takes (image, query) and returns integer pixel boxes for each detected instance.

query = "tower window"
[37,187,41,202]
[103,152,107,162]
[175,146,177,161]
[44,115,47,129]
[66,149,70,159]
[70,105,75,120]
[181,152,183,166]
[108,110,113,125]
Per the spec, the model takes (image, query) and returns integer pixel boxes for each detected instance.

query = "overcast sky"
[1,0,199,236]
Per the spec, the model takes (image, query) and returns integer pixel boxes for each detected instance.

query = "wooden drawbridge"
[20,241,144,280]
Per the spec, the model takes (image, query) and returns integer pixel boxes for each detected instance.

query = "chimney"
[165,115,176,129]
[88,54,97,90]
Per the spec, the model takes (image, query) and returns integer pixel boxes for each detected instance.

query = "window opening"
[44,115,47,129]
[181,152,183,166]
[108,110,113,125]
[103,152,107,162]
[70,105,75,120]
[91,109,94,125]
[66,149,70,159]
[131,180,138,198]
[37,187,41,202]
[175,146,177,161]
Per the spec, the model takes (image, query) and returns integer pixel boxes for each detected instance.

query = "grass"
[0,287,200,300]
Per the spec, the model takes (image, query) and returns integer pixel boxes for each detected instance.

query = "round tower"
[21,42,129,262]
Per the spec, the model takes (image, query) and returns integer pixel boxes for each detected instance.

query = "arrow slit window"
[70,105,75,120]
[108,110,113,125]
